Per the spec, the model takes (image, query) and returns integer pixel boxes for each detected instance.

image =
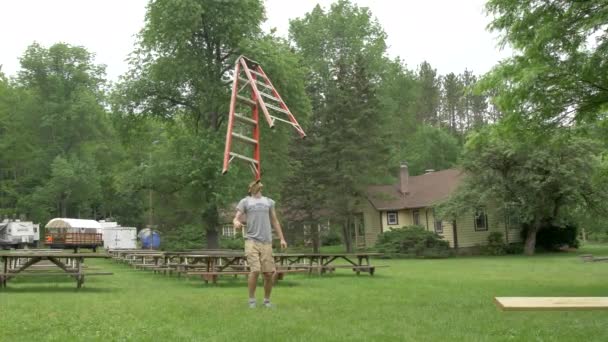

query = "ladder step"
[237,95,256,106]
[239,77,272,90]
[270,115,300,127]
[248,69,266,79]
[265,102,290,115]
[260,91,281,103]
[231,133,258,145]
[229,152,259,165]
[234,113,256,125]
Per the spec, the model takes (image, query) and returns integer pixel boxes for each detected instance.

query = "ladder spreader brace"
[222,56,306,180]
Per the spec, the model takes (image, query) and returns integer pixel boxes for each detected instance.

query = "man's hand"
[280,239,287,250]
[233,219,243,230]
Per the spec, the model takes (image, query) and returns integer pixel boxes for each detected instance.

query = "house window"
[433,209,443,233]
[412,209,420,226]
[222,224,235,237]
[474,208,488,231]
[387,211,398,225]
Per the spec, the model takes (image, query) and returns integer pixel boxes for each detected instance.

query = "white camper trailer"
[99,221,137,249]
[0,219,40,249]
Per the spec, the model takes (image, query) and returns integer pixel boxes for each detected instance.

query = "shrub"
[321,229,342,246]
[484,232,506,255]
[220,233,244,250]
[521,223,579,251]
[505,243,524,254]
[375,225,450,258]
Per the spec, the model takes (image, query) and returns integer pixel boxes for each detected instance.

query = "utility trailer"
[45,218,103,252]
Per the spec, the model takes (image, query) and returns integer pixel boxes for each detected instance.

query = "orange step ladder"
[222,56,306,180]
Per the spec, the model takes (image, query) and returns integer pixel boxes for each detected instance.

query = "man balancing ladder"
[222,56,306,307]
[233,180,287,308]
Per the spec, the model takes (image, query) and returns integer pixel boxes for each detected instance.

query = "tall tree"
[441,72,464,134]
[290,0,390,251]
[416,61,441,125]
[118,0,309,247]
[0,43,115,223]
[484,0,608,124]
[439,119,607,255]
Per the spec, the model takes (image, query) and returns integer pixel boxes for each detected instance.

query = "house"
[359,164,522,249]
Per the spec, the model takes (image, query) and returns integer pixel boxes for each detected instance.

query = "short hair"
[248,180,263,195]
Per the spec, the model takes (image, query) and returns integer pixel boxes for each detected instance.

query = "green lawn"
[1,245,608,342]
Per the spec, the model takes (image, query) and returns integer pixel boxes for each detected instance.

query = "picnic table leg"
[76,257,84,289]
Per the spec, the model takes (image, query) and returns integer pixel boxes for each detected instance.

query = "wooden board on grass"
[495,297,608,311]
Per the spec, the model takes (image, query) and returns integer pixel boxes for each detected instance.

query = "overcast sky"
[0,0,511,82]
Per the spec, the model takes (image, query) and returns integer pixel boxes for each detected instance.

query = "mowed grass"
[2,245,608,342]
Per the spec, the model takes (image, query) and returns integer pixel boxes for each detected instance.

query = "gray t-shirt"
[236,196,275,243]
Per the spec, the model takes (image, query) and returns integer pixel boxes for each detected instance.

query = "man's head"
[248,180,263,195]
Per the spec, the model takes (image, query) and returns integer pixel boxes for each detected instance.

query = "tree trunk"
[312,223,320,254]
[206,228,219,249]
[524,224,539,255]
[203,205,220,249]
[342,216,353,253]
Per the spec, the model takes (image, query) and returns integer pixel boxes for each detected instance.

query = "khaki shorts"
[245,239,275,273]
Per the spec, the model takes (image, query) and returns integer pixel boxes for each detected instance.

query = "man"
[233,180,287,308]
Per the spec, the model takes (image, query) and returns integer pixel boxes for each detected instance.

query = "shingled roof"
[366,168,464,210]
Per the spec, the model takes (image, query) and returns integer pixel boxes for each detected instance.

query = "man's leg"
[260,243,276,307]
[248,271,260,299]
[245,240,261,307]
[263,272,273,299]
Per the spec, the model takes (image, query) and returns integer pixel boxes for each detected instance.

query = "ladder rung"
[270,115,300,127]
[260,91,281,103]
[239,77,272,89]
[248,69,266,79]
[231,133,258,145]
[234,113,256,125]
[265,102,290,114]
[229,152,259,164]
[237,95,256,106]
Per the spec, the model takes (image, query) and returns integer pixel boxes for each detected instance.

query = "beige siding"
[426,208,456,247]
[454,210,517,248]
[359,199,383,247]
[361,203,522,249]
[381,209,414,231]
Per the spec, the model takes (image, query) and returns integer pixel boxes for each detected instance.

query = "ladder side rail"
[222,62,242,174]
[239,58,275,129]
[256,66,307,138]
[251,72,261,180]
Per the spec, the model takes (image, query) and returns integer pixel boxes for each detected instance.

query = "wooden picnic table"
[275,253,383,275]
[0,252,112,289]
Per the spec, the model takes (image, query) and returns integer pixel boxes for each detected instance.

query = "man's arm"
[233,210,244,230]
[270,207,287,249]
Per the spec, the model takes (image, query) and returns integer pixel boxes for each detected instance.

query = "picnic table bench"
[0,252,112,289]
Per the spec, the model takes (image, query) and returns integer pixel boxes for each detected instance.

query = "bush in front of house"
[483,232,507,255]
[521,223,579,251]
[375,225,451,258]
[321,229,343,246]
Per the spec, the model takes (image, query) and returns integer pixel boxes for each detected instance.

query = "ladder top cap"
[238,55,260,68]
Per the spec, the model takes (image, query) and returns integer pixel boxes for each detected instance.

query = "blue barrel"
[139,229,161,249]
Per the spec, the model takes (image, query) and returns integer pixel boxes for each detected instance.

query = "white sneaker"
[248,300,256,309]
[263,300,272,308]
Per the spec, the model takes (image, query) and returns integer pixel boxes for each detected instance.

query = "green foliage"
[402,125,461,175]
[321,229,342,246]
[438,120,606,255]
[484,0,608,123]
[483,232,506,255]
[161,224,205,251]
[374,226,450,258]
[220,235,245,250]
